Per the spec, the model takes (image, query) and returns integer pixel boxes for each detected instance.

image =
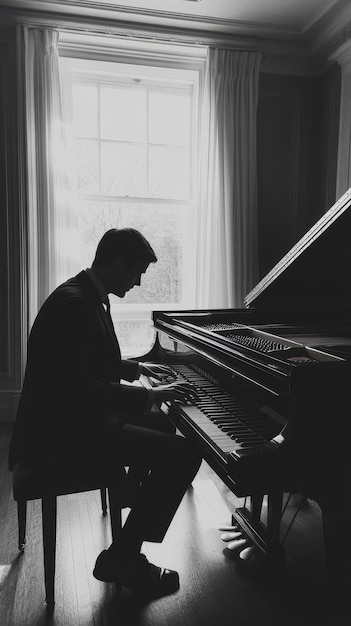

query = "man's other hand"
[152,382,198,405]
[140,363,177,381]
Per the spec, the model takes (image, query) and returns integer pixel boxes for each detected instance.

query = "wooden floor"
[0,422,340,626]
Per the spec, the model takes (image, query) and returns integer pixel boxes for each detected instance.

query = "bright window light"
[60,55,200,357]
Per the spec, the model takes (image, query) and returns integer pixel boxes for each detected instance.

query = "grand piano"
[141,188,351,584]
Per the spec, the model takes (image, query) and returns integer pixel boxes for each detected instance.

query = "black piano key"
[164,364,283,459]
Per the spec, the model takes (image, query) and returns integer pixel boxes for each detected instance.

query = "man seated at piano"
[8,227,202,597]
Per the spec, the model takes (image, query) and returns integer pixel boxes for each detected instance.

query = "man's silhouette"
[9,228,202,595]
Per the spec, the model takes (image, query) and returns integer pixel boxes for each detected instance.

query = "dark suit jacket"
[8,270,148,471]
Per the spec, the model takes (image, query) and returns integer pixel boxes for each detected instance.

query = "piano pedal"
[218,524,240,532]
[220,530,242,542]
[227,538,248,551]
[239,545,256,561]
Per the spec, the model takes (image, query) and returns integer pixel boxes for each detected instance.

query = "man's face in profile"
[112,260,150,298]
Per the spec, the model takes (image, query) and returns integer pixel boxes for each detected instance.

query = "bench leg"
[42,495,57,611]
[100,488,107,515]
[108,486,122,542]
[17,501,27,551]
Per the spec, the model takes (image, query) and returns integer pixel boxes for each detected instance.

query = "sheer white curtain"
[196,48,262,308]
[21,27,80,328]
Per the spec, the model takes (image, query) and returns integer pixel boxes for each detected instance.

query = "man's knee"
[144,411,176,435]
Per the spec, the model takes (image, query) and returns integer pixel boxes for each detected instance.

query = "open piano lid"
[245,188,351,310]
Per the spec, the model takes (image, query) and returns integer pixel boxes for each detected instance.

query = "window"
[60,54,201,357]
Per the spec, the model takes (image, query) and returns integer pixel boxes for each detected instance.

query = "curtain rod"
[1,7,263,53]
[60,27,260,52]
[28,22,262,54]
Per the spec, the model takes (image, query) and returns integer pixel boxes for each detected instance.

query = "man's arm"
[52,295,149,416]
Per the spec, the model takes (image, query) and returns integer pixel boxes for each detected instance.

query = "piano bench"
[12,462,124,611]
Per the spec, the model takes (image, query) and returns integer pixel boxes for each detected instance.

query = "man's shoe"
[120,554,180,596]
[93,551,179,596]
[93,549,119,583]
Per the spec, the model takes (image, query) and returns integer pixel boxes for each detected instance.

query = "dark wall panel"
[257,88,298,278]
[257,67,341,279]
[0,50,8,374]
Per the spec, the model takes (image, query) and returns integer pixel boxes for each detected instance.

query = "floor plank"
[0,423,341,626]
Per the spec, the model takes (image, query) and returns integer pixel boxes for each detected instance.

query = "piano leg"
[251,493,264,524]
[267,492,283,540]
[319,491,351,621]
[231,491,285,565]
[266,491,286,565]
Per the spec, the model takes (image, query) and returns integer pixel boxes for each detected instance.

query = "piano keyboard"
[156,365,283,462]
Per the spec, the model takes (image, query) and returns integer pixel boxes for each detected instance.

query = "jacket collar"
[75,270,101,303]
[75,271,121,351]
[85,267,109,305]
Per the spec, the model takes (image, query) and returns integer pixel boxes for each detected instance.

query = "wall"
[256,64,341,278]
[0,27,23,421]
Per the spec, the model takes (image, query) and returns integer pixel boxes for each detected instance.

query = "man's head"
[92,228,157,297]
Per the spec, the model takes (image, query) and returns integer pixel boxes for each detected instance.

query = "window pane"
[100,142,147,196]
[72,83,98,138]
[75,139,99,193]
[100,85,147,142]
[149,91,191,146]
[113,318,155,358]
[76,200,184,304]
[149,146,190,199]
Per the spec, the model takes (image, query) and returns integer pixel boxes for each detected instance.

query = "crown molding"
[0,5,314,55]
[299,0,343,35]
[0,0,324,40]
[314,20,351,61]
[308,0,351,55]
[3,0,351,49]
[260,53,327,77]
[329,38,351,68]
[0,1,348,75]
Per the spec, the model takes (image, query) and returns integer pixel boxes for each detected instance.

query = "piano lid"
[245,187,351,310]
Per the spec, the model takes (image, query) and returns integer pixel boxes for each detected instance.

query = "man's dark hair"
[92,228,157,268]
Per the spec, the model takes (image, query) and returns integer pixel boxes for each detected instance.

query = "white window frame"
[58,34,207,355]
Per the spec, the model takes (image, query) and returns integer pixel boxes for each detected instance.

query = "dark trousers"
[106,409,202,543]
